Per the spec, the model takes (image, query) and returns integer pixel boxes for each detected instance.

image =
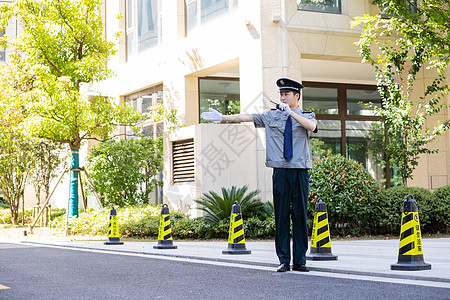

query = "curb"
[21,241,450,284]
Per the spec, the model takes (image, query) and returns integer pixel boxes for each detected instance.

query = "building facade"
[96,0,450,216]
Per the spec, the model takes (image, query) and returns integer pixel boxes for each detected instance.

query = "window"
[126,0,160,60]
[199,77,240,123]
[124,86,163,139]
[297,0,341,14]
[185,0,238,35]
[302,82,386,184]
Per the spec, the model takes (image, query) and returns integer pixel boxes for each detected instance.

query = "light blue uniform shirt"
[252,107,317,169]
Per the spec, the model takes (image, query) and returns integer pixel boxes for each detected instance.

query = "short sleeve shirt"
[252,107,317,169]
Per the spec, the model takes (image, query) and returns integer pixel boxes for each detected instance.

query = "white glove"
[278,103,292,116]
[200,108,222,122]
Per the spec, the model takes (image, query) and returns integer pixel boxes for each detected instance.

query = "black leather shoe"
[292,264,309,272]
[276,263,290,272]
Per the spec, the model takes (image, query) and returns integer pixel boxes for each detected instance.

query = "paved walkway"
[17,237,450,284]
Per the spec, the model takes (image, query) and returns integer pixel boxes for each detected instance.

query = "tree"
[0,0,144,220]
[0,75,34,225]
[86,137,163,207]
[352,0,450,185]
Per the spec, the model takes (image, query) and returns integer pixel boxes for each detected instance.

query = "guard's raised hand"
[278,103,292,116]
[200,108,222,122]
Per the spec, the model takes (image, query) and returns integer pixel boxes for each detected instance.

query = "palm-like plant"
[195,185,263,224]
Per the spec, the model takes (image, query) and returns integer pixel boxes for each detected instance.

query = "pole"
[82,168,103,208]
[29,168,68,234]
[78,170,87,210]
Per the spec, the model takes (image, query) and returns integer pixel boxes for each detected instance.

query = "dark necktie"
[284,116,293,161]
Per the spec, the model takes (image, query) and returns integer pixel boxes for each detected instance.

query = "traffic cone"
[104,207,124,245]
[307,197,337,260]
[153,204,177,249]
[391,194,431,271]
[222,202,251,254]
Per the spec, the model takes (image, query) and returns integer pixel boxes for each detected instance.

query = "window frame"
[197,76,240,123]
[303,81,392,186]
[184,0,238,36]
[297,0,342,14]
[124,85,164,140]
[125,0,161,61]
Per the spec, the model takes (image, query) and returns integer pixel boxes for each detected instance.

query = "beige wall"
[92,0,450,215]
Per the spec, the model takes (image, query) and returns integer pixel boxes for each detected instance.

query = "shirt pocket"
[268,119,285,135]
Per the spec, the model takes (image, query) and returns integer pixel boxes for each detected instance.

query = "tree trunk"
[10,206,18,225]
[68,148,80,221]
[21,191,25,226]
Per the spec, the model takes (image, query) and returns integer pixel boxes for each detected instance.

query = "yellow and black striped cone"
[307,198,337,261]
[153,204,177,249]
[222,202,251,255]
[391,194,431,271]
[104,207,124,245]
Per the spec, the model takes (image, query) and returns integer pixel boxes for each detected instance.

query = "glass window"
[137,0,159,52]
[142,95,153,113]
[303,82,387,185]
[127,0,134,28]
[346,121,383,181]
[297,0,341,14]
[201,0,229,24]
[347,89,381,116]
[186,0,236,35]
[125,86,163,139]
[311,120,341,160]
[303,87,338,114]
[126,0,159,60]
[186,0,198,34]
[199,78,240,123]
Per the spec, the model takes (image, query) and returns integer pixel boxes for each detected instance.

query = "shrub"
[0,198,9,209]
[86,137,163,207]
[52,205,163,236]
[431,185,450,233]
[309,155,383,235]
[195,185,265,225]
[377,186,434,234]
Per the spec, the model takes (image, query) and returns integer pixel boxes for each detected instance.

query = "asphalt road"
[0,243,449,300]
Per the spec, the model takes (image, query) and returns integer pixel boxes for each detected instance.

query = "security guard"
[201,78,317,272]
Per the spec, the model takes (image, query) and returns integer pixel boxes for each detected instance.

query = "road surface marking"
[0,284,10,289]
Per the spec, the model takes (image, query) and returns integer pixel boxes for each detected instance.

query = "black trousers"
[272,168,309,265]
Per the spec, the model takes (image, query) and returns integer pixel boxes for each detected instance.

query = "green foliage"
[195,185,264,225]
[86,137,163,207]
[309,155,383,235]
[377,186,434,234]
[0,0,145,151]
[430,185,450,233]
[352,2,450,185]
[0,198,8,209]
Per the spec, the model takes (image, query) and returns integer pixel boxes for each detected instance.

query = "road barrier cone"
[104,207,124,245]
[391,194,431,271]
[307,197,337,261]
[222,202,251,254]
[153,204,177,249]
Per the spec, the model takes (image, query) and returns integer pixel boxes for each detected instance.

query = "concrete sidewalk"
[18,238,450,284]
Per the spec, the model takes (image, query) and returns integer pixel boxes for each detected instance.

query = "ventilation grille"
[172,139,195,183]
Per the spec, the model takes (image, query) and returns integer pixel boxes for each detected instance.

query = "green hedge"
[431,185,450,232]
[309,155,383,236]
[50,206,274,240]
[376,186,434,234]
